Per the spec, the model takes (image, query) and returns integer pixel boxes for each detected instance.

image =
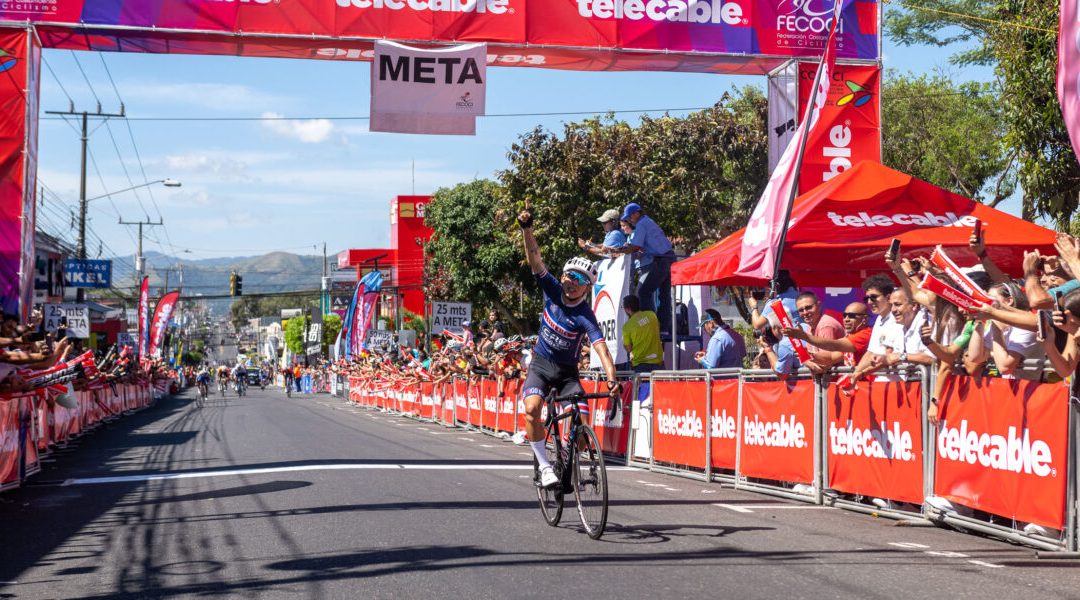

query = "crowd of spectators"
[0,307,176,407]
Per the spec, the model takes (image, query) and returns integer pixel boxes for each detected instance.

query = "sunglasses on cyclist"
[565,271,590,286]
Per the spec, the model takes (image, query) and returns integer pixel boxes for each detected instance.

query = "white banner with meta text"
[370,40,487,135]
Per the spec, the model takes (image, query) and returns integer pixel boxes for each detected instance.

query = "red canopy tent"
[672,162,1058,287]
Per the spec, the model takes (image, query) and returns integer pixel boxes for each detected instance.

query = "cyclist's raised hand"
[517,198,534,229]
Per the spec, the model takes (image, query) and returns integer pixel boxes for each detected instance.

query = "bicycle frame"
[544,396,586,493]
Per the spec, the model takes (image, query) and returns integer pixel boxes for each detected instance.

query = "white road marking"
[480,444,495,448]
[888,542,930,550]
[458,437,475,442]
[701,490,717,494]
[60,463,637,486]
[714,503,835,513]
[714,503,754,513]
[968,560,1004,569]
[926,551,969,558]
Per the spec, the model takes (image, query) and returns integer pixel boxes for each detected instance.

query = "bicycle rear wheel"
[534,442,563,527]
[573,425,608,539]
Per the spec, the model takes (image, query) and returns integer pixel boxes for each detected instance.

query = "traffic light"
[229,272,237,296]
[235,274,243,296]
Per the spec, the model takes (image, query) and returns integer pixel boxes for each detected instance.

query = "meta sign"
[63,259,112,289]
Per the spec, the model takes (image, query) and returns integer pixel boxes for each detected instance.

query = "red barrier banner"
[35,394,49,451]
[652,379,709,468]
[935,376,1068,529]
[582,379,630,455]
[826,379,923,504]
[481,379,498,430]
[497,378,520,433]
[710,378,740,470]
[796,62,880,194]
[0,397,17,485]
[466,380,482,426]
[739,379,815,483]
[420,382,436,419]
[453,379,468,425]
[440,382,455,424]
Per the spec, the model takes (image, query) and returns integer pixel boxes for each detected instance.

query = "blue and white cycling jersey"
[531,271,604,367]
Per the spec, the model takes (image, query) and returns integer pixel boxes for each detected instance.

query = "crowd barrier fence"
[0,382,158,493]
[344,363,1079,553]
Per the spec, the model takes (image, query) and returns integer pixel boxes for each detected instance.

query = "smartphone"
[973,219,982,243]
[911,260,922,273]
[1055,289,1066,312]
[1038,309,1052,342]
[751,289,767,301]
[888,238,901,260]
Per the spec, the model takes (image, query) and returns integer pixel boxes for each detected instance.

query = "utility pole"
[45,104,125,302]
[44,104,125,261]
[119,217,164,289]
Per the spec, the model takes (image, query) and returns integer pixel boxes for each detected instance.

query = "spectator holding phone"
[967,280,1044,378]
[748,270,801,330]
[850,289,934,386]
[759,319,809,380]
[783,301,871,371]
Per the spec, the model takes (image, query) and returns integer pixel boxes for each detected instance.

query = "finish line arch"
[0,0,882,315]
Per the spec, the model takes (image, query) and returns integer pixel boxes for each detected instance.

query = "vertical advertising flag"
[1059,0,1080,164]
[147,291,180,358]
[370,41,487,135]
[352,271,383,355]
[137,276,150,357]
[341,280,362,361]
[736,0,847,281]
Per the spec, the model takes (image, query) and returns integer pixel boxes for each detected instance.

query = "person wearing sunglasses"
[783,302,872,371]
[516,202,622,489]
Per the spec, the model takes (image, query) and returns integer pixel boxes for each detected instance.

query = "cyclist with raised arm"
[517,200,621,489]
[232,362,248,395]
[195,365,211,402]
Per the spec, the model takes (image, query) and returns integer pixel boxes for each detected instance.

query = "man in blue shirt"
[695,309,746,369]
[759,322,809,380]
[614,203,676,334]
[578,208,627,257]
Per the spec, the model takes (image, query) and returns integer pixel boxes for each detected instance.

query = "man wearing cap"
[694,309,746,369]
[578,208,627,257]
[612,203,677,333]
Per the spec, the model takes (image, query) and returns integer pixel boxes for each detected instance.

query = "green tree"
[230,294,318,330]
[424,179,530,333]
[284,316,307,355]
[886,0,1080,224]
[882,71,1015,204]
[323,314,342,349]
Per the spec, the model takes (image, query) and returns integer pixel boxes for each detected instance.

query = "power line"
[69,50,101,106]
[41,55,73,107]
[882,0,1056,34]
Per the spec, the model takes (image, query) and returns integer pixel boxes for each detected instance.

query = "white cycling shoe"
[538,465,559,488]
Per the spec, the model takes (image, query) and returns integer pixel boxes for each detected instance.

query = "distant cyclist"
[232,362,248,394]
[195,366,211,400]
[517,199,621,489]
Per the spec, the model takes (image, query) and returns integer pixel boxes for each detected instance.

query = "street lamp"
[85,178,181,203]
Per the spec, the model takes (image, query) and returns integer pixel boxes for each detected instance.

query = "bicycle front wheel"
[573,425,608,539]
[534,445,563,527]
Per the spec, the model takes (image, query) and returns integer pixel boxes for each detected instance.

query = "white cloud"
[260,112,337,144]
[118,81,293,112]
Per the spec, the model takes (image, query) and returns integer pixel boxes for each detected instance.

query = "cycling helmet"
[562,256,598,284]
[494,338,509,352]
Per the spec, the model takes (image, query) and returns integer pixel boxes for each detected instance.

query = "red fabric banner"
[796,62,880,194]
[710,378,740,470]
[148,291,180,357]
[0,30,38,318]
[826,378,923,503]
[652,379,709,468]
[582,379,630,455]
[934,376,1069,529]
[738,379,815,483]
[497,378,519,433]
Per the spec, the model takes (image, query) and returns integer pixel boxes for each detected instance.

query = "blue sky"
[34,14,994,264]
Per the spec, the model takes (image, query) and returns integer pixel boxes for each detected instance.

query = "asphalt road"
[2,386,1080,599]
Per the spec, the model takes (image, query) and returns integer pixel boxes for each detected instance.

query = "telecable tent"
[671,162,1058,288]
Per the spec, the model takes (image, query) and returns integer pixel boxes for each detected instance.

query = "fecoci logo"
[776,0,843,34]
[577,0,748,26]
[335,0,512,13]
[0,49,17,74]
[837,81,873,107]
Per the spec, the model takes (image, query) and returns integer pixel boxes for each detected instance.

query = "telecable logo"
[577,0,748,26]
[336,0,512,14]
[937,420,1055,477]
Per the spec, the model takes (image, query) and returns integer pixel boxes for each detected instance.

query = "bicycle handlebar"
[549,390,618,403]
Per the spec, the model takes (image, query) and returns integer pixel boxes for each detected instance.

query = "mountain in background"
[110,251,326,297]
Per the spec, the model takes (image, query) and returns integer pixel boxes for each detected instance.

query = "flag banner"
[767,299,812,363]
[148,291,180,358]
[350,270,384,355]
[928,247,994,304]
[736,0,848,280]
[796,62,881,193]
[371,41,486,135]
[138,276,150,357]
[918,273,987,313]
[1059,0,1080,164]
[341,281,363,360]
